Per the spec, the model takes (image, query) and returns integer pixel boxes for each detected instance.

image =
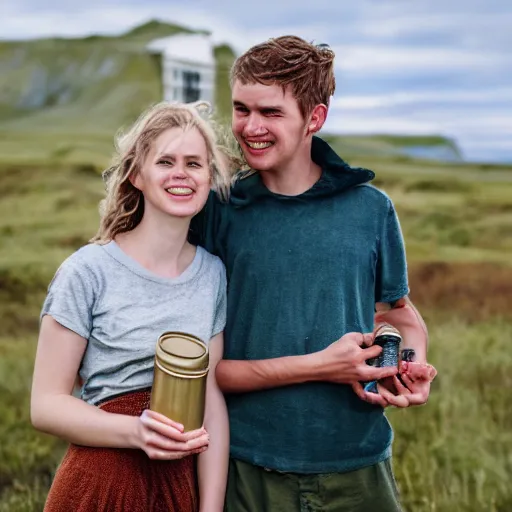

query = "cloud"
[324,115,441,137]
[332,45,506,74]
[332,89,512,110]
[358,10,512,46]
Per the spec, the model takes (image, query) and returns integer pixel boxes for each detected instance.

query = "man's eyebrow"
[260,106,283,112]
[233,101,283,112]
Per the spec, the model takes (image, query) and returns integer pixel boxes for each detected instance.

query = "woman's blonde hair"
[91,101,238,243]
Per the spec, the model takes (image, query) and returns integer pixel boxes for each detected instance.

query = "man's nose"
[244,114,267,137]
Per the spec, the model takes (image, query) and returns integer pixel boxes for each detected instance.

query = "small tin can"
[364,324,402,393]
[150,332,209,432]
[372,324,402,368]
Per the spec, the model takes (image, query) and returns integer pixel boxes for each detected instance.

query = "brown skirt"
[44,389,198,512]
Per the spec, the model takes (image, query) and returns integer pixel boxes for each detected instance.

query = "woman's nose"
[171,165,188,179]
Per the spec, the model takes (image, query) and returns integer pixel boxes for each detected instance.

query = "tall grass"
[390,316,512,512]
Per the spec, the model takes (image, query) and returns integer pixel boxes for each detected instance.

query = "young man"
[191,36,432,512]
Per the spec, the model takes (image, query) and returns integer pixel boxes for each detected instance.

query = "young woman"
[31,102,232,512]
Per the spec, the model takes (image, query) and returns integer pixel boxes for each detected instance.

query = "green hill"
[0,20,236,167]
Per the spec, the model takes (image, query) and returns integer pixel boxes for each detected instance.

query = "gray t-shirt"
[41,241,226,405]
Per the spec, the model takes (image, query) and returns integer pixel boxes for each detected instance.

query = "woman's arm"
[197,332,230,512]
[31,315,208,458]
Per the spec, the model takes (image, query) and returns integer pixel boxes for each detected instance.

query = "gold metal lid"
[155,332,209,376]
[374,323,402,339]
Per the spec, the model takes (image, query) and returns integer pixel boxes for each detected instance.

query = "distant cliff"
[321,133,463,163]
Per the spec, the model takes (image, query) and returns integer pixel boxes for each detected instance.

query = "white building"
[147,33,215,106]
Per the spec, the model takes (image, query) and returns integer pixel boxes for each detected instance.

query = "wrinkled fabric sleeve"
[41,256,95,340]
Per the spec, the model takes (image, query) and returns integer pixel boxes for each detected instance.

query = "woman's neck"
[115,213,195,279]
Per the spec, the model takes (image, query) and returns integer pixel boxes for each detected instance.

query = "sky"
[1,0,511,163]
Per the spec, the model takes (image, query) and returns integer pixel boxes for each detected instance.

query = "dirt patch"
[409,261,512,321]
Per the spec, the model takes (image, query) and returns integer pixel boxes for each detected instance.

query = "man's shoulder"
[347,183,393,209]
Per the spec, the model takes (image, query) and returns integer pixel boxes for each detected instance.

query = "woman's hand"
[135,409,210,460]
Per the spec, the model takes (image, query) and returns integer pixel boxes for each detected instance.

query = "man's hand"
[351,380,407,408]
[351,296,432,408]
[392,361,436,406]
[353,361,436,408]
[313,332,398,385]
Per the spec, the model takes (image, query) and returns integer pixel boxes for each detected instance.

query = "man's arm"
[215,331,400,394]
[374,296,433,407]
[375,295,428,363]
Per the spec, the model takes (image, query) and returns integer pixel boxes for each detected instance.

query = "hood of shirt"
[229,136,375,208]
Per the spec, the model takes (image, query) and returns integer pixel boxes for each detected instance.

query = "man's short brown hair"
[230,35,336,118]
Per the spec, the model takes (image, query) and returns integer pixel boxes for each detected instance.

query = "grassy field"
[1,144,511,511]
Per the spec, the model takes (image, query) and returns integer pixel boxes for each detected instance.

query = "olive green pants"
[225,458,402,512]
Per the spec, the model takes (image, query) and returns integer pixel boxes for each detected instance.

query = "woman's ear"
[128,172,140,190]
[124,155,142,190]
[128,165,143,191]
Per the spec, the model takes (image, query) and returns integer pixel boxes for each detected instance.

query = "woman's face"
[133,126,211,219]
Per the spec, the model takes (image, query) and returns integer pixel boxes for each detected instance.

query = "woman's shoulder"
[59,243,108,270]
[51,243,112,286]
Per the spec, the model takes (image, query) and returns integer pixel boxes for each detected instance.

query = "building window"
[182,70,201,103]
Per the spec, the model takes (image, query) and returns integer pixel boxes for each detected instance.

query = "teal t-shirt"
[190,136,409,473]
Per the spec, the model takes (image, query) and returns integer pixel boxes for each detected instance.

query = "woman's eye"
[158,160,172,166]
[188,161,201,168]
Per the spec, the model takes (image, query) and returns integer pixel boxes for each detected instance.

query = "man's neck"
[259,142,322,196]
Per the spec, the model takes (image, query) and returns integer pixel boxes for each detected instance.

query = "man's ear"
[306,104,328,135]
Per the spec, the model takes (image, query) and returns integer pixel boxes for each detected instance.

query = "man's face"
[231,81,308,173]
